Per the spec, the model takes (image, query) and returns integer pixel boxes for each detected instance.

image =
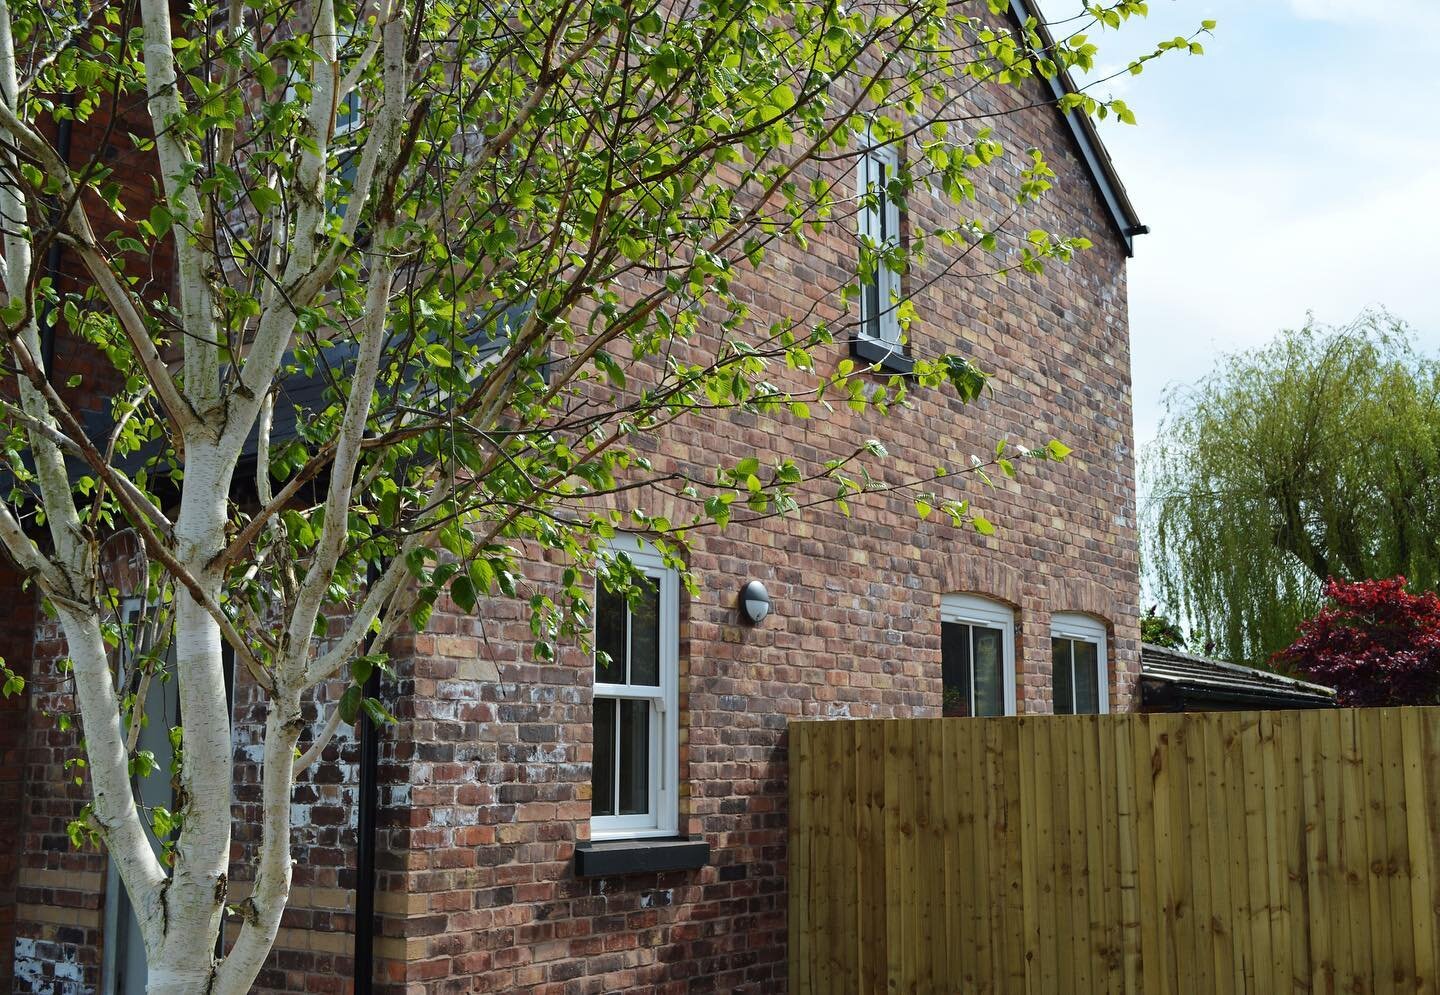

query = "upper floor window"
[857,139,902,349]
[940,594,1017,717]
[1051,613,1109,714]
[592,537,679,839]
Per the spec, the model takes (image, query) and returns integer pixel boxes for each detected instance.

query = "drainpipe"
[39,104,75,376]
[353,562,383,993]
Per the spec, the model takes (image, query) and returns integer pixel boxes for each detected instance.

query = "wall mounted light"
[739,580,772,625]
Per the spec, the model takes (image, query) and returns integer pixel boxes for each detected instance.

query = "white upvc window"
[939,594,1017,717]
[591,536,679,840]
[1051,613,1109,715]
[334,87,363,138]
[857,139,902,347]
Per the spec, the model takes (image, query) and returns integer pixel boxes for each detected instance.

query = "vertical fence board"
[883,720,904,991]
[1362,707,1395,995]
[1018,717,1042,995]
[788,722,809,994]
[965,719,989,992]
[1403,709,1436,995]
[1279,711,1312,994]
[790,709,1440,995]
[941,719,961,994]
[1223,713,1255,993]
[1130,714,1165,995]
[1033,716,1059,995]
[1337,709,1370,994]
[1063,719,1085,990]
[996,717,1026,992]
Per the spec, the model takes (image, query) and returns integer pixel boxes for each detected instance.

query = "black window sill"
[574,836,710,878]
[851,335,914,376]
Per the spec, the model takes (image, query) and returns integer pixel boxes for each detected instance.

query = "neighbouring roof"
[1140,643,1339,712]
[1006,0,1147,257]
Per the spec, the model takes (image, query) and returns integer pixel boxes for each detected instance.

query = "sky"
[1042,0,1440,449]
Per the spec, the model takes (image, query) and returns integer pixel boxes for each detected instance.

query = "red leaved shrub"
[1273,576,1440,707]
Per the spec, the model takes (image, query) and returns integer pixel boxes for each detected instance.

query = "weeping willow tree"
[1143,312,1440,664]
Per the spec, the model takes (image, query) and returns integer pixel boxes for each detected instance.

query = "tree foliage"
[1273,576,1440,707]
[1143,312,1440,663]
[0,0,1199,987]
[1140,606,1185,649]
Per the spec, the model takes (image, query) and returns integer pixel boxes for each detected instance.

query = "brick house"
[1,2,1145,991]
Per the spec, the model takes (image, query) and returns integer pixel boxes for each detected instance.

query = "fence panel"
[788,708,1440,994]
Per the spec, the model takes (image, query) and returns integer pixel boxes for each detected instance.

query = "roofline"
[1006,0,1147,257]
[1140,642,1339,698]
[1138,677,1339,711]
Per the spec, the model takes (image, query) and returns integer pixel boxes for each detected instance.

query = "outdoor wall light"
[740,580,772,625]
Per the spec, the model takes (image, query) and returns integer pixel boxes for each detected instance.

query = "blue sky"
[1042,0,1440,447]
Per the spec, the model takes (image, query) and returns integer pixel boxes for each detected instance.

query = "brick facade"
[6,38,1141,995]
[369,80,1140,991]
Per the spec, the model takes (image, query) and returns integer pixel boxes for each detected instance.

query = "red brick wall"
[0,562,34,992]
[373,75,1140,994]
[12,603,109,992]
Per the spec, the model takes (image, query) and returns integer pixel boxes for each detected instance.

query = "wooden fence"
[788,709,1440,994]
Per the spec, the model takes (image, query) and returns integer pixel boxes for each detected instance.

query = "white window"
[940,594,1017,717]
[857,139,902,347]
[335,87,363,138]
[1051,613,1109,715]
[591,536,679,839]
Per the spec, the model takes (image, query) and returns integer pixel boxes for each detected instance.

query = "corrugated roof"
[1140,643,1338,710]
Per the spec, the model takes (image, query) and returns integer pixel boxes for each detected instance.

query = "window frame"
[1050,612,1110,715]
[591,535,680,841]
[939,593,1017,717]
[856,137,904,351]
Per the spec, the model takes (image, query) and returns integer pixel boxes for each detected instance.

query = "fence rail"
[788,709,1440,994]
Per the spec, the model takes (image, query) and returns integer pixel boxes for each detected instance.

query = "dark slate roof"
[1140,643,1338,712]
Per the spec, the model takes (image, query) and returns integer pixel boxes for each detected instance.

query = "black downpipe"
[39,106,75,375]
[354,563,383,993]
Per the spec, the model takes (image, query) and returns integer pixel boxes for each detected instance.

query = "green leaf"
[338,685,364,725]
[452,575,478,613]
[361,697,395,726]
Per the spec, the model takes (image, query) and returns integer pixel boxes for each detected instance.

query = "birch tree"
[0,0,1197,989]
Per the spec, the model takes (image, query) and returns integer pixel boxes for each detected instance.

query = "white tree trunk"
[142,444,238,992]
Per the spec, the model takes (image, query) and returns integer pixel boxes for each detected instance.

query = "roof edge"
[1141,642,1338,698]
[1005,0,1147,257]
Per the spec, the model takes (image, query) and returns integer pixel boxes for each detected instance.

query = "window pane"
[862,278,880,340]
[941,622,972,717]
[592,697,616,817]
[1052,638,1075,715]
[973,626,1005,716]
[595,585,625,684]
[629,577,661,687]
[877,161,889,241]
[1074,639,1101,714]
[618,699,650,816]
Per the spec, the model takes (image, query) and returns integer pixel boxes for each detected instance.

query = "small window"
[1051,613,1109,715]
[333,89,363,217]
[334,88,363,138]
[592,537,679,839]
[857,139,903,349]
[940,594,1017,717]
